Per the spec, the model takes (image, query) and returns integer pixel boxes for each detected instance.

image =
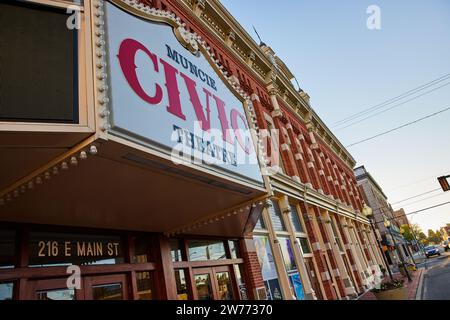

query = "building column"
[322,210,358,298]
[154,235,178,300]
[240,235,265,300]
[342,217,370,289]
[299,202,337,300]
[368,227,387,271]
[359,224,382,283]
[312,206,345,299]
[349,220,374,287]
[335,215,365,293]
[354,222,377,286]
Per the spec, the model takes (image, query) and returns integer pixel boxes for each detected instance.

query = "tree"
[400,224,415,242]
[401,223,425,243]
[417,232,428,246]
[427,229,441,244]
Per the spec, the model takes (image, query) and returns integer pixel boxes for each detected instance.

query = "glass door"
[193,268,215,300]
[192,266,236,300]
[29,278,81,300]
[214,266,235,300]
[84,274,129,300]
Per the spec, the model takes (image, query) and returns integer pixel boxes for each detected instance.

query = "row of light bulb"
[0,145,98,207]
[168,201,264,236]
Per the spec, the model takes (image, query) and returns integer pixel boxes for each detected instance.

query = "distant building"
[355,166,411,267]
[393,208,410,227]
[441,224,450,242]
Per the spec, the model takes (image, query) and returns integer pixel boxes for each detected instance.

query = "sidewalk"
[358,268,423,300]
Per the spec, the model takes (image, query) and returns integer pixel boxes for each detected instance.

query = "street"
[421,252,450,300]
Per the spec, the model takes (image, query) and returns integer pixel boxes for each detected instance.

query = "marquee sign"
[103,1,263,183]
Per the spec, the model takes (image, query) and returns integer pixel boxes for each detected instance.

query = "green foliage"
[371,280,404,293]
[400,224,414,242]
[427,229,442,244]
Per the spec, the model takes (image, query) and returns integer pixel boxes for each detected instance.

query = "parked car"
[425,245,441,258]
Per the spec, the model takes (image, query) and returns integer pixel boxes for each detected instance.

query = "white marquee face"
[104,2,263,184]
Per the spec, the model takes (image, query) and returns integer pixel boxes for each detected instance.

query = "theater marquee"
[103,1,263,183]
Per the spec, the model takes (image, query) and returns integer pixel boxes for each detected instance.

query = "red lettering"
[117,38,163,105]
[160,58,186,120]
[180,72,212,132]
[118,39,253,155]
[213,95,234,144]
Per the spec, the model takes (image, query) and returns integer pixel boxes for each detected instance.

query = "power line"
[390,188,441,205]
[332,73,450,127]
[371,201,450,225]
[385,171,449,192]
[395,192,450,208]
[346,106,450,148]
[335,81,450,131]
[371,191,447,214]
[368,188,444,214]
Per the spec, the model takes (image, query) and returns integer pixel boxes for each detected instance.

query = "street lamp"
[384,218,412,282]
[362,205,393,281]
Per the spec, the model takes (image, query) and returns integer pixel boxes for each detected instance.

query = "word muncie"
[117,38,252,155]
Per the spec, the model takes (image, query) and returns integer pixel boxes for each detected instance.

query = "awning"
[0,136,267,238]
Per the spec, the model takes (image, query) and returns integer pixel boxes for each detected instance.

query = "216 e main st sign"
[104,2,263,183]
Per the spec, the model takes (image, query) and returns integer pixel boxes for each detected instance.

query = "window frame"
[0,0,95,133]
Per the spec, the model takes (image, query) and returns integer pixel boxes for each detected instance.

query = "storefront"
[0,0,269,300]
[0,224,250,300]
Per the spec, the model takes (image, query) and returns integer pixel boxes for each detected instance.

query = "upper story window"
[330,218,344,252]
[268,200,286,232]
[228,240,240,259]
[188,240,226,261]
[298,237,311,254]
[132,235,152,264]
[254,216,267,230]
[170,238,183,262]
[0,0,78,123]
[288,204,304,233]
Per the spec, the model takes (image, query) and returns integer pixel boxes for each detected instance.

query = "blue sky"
[222,0,450,232]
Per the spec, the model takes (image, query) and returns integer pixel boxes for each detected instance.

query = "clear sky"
[222,0,450,233]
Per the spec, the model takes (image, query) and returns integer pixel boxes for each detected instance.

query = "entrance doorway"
[192,266,236,300]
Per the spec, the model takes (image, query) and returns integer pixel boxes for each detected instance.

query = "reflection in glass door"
[215,271,233,300]
[29,278,79,300]
[84,274,128,300]
[194,273,213,300]
[193,267,235,300]
[91,283,123,300]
